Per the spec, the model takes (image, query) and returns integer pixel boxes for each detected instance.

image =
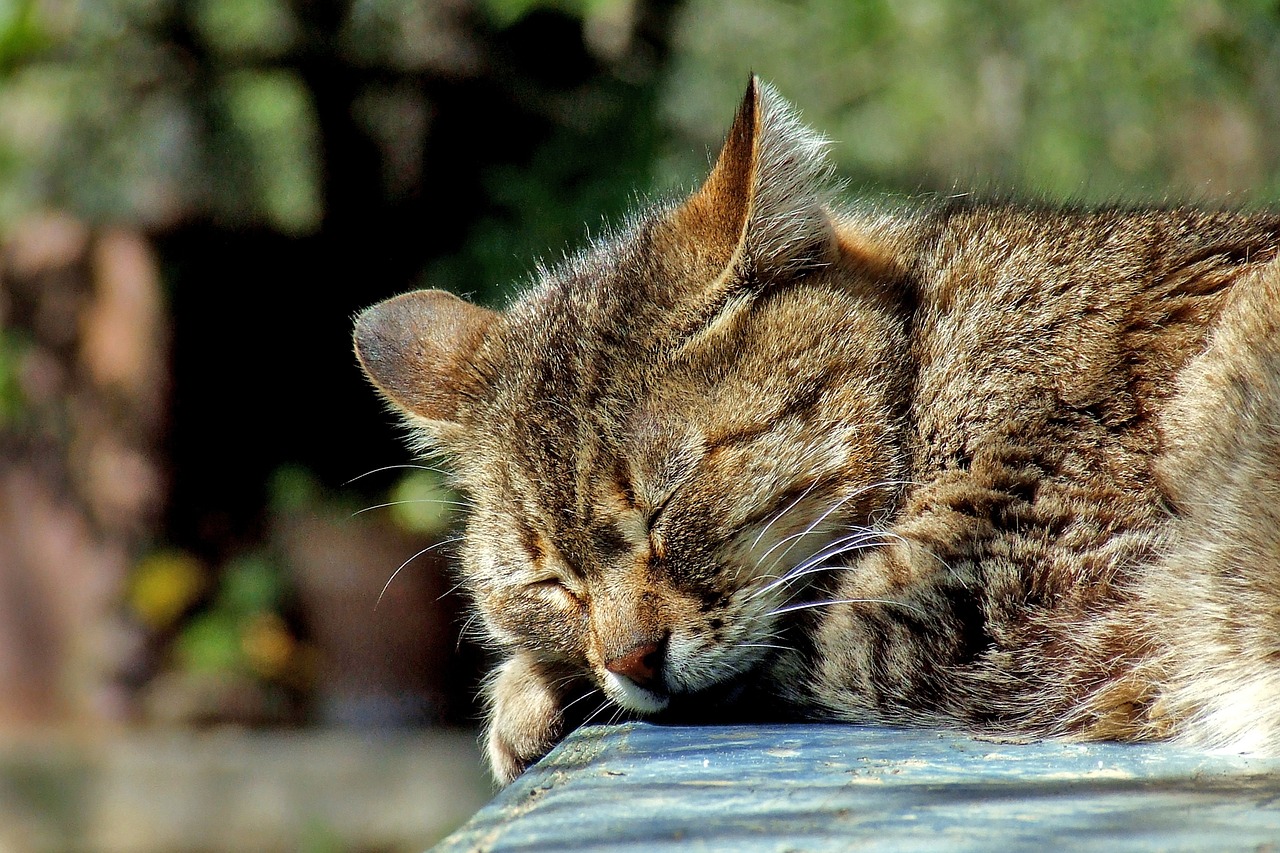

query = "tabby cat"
[354,78,1280,784]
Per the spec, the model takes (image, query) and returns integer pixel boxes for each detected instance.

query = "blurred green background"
[1,0,1279,849]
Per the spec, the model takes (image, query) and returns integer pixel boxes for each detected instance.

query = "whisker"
[765,597,927,619]
[376,537,461,609]
[560,688,603,717]
[456,614,480,651]
[749,479,821,550]
[576,698,615,731]
[765,545,900,612]
[437,575,469,602]
[745,530,890,601]
[734,642,793,652]
[352,497,472,517]
[749,477,912,573]
[344,463,450,485]
[772,535,897,591]
[788,536,882,575]
[819,524,957,578]
[548,674,584,691]
[751,491,858,571]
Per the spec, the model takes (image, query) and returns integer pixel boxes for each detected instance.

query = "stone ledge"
[439,722,1280,851]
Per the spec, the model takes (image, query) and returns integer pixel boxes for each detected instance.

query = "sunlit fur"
[355,78,1280,784]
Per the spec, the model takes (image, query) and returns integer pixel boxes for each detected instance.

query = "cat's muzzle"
[603,636,670,713]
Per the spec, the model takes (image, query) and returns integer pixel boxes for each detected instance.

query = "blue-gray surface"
[435,723,1280,851]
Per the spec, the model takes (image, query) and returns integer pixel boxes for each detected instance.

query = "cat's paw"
[484,654,566,784]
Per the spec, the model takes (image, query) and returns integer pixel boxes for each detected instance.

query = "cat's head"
[355,79,911,714]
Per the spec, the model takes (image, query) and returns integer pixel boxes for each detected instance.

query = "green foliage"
[425,80,663,303]
[190,0,297,57]
[0,330,28,426]
[297,818,346,853]
[216,70,321,234]
[661,0,1280,203]
[388,469,456,537]
[0,0,320,231]
[171,550,295,679]
[216,554,286,616]
[176,610,244,674]
[477,0,627,27]
[269,464,322,514]
[0,0,48,74]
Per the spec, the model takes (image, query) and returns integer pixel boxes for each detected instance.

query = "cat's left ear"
[353,289,499,446]
[673,76,837,282]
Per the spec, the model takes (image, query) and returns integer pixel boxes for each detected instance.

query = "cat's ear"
[674,76,836,281]
[353,289,498,443]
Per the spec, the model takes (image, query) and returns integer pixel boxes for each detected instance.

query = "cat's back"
[903,202,1280,455]
[885,202,1280,538]
[808,201,1280,738]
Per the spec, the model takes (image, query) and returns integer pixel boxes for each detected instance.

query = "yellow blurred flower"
[241,611,296,678]
[129,551,206,629]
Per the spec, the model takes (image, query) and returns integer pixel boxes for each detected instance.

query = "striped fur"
[355,78,1280,783]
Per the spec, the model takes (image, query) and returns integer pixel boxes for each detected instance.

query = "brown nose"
[605,639,665,691]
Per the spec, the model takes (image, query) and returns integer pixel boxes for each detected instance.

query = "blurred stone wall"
[0,215,168,724]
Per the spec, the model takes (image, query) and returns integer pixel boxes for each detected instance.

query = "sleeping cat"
[354,77,1280,784]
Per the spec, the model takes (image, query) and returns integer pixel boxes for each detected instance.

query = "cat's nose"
[605,638,666,691]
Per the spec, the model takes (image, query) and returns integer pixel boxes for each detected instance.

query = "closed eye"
[616,454,678,531]
[645,488,677,530]
[527,576,582,604]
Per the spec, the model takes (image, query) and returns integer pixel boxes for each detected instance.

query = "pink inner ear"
[353,288,498,425]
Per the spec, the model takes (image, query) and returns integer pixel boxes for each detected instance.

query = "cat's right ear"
[672,76,836,283]
[353,289,498,444]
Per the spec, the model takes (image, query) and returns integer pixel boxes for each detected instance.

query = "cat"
[354,77,1280,784]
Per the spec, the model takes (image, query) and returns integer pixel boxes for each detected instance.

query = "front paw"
[484,654,567,784]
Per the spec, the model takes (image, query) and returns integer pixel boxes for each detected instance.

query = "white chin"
[603,672,670,714]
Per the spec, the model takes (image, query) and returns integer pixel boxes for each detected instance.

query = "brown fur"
[354,78,1280,783]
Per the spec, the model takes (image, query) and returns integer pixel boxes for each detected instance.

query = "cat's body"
[355,79,1280,783]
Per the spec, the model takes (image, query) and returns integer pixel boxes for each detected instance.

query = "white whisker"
[789,534,882,574]
[576,698,615,730]
[752,491,859,570]
[746,529,890,601]
[344,463,450,485]
[376,537,462,609]
[750,479,821,550]
[352,497,472,517]
[765,597,927,619]
[456,614,480,651]
[437,575,469,602]
[749,478,914,575]
[560,688,603,717]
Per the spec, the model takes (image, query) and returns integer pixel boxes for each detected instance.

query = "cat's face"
[354,78,911,714]
[455,267,906,713]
